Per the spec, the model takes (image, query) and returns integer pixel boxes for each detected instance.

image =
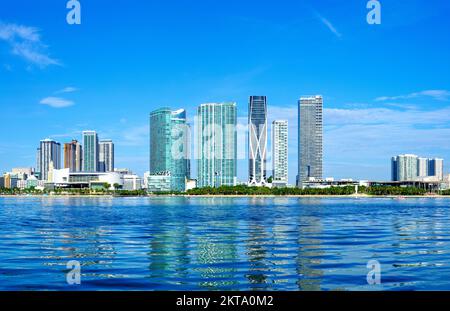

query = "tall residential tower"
[248,96,268,186]
[37,139,61,181]
[83,131,99,172]
[272,120,288,187]
[197,103,237,188]
[64,140,82,172]
[99,139,114,172]
[297,96,323,187]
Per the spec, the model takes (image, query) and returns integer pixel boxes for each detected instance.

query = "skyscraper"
[391,154,418,181]
[272,120,288,187]
[37,139,61,181]
[197,102,237,188]
[83,131,99,172]
[297,96,323,187]
[428,158,444,181]
[248,96,268,186]
[99,140,114,172]
[150,108,190,191]
[417,157,429,178]
[64,140,82,172]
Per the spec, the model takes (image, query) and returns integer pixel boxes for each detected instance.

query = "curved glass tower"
[248,96,268,186]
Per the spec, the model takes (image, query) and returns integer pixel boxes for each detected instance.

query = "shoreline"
[1,194,449,199]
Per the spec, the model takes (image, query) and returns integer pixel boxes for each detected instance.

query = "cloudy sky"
[1,0,450,183]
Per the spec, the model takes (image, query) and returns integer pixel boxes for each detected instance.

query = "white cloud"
[40,97,74,108]
[375,90,450,102]
[55,87,78,94]
[0,21,60,68]
[317,14,342,38]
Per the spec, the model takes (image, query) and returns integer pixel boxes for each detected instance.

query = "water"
[1,196,450,291]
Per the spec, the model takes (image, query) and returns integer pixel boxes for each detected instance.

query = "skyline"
[1,1,450,184]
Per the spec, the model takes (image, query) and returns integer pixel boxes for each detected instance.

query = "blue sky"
[1,0,450,183]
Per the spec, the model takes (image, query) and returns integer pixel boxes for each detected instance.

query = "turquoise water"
[1,197,450,291]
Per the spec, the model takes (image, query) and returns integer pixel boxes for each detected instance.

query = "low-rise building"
[52,168,123,190]
[123,174,142,191]
[147,173,172,193]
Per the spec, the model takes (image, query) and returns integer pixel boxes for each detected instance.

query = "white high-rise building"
[392,154,418,181]
[272,120,288,187]
[37,139,61,181]
[417,157,429,178]
[99,140,114,172]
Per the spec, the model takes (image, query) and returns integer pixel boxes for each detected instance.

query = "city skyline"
[1,1,450,183]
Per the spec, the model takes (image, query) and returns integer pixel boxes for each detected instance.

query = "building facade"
[272,120,288,187]
[99,139,114,172]
[392,155,444,181]
[83,131,99,172]
[37,139,61,181]
[297,96,323,187]
[428,158,444,181]
[197,102,237,188]
[149,108,190,192]
[64,140,82,172]
[248,96,268,186]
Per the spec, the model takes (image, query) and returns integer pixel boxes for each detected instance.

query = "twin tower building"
[149,95,323,191]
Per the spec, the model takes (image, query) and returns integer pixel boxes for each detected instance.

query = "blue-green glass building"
[197,103,237,188]
[83,131,99,172]
[149,108,190,192]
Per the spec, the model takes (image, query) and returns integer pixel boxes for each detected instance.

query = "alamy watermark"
[367,0,381,25]
[66,260,81,285]
[67,0,81,25]
[366,259,381,285]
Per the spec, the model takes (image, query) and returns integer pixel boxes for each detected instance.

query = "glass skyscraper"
[297,96,323,187]
[150,108,190,192]
[248,96,268,186]
[37,139,61,181]
[83,131,99,172]
[197,103,237,188]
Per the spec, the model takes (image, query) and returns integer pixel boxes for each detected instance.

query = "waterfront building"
[64,140,83,172]
[11,168,33,180]
[248,96,268,186]
[122,174,142,191]
[297,96,323,187]
[52,168,122,190]
[37,139,61,181]
[0,176,4,188]
[147,173,172,193]
[417,157,429,178]
[272,120,288,187]
[99,139,114,172]
[392,154,418,181]
[392,155,444,181]
[197,102,237,188]
[83,131,99,172]
[150,108,190,192]
[428,158,444,181]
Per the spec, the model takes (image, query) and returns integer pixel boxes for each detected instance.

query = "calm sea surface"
[1,196,450,291]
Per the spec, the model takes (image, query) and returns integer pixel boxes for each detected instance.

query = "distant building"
[37,139,61,181]
[272,120,288,187]
[99,139,114,172]
[392,155,444,181]
[64,140,82,172]
[147,173,172,193]
[11,168,34,180]
[122,174,142,191]
[52,168,122,190]
[197,102,237,188]
[248,96,268,186]
[83,131,99,172]
[297,96,323,188]
[150,108,190,192]
[0,176,4,188]
[3,173,19,189]
[428,158,444,181]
